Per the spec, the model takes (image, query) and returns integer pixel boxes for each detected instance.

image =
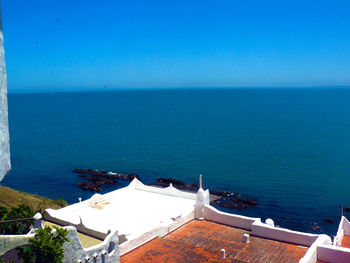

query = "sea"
[2,87,350,235]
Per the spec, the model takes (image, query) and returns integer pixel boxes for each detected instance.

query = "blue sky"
[2,0,350,91]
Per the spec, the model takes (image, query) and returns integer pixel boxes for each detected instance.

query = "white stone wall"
[63,226,120,263]
[0,4,10,181]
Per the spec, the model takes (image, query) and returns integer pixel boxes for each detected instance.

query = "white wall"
[203,205,259,230]
[251,220,319,247]
[132,178,197,200]
[334,216,346,247]
[44,209,107,240]
[0,3,10,182]
[63,226,120,263]
[317,245,350,263]
[299,235,332,263]
[0,233,35,256]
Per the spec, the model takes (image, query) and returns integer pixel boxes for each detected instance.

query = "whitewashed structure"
[45,178,197,257]
[2,175,350,262]
[0,3,10,181]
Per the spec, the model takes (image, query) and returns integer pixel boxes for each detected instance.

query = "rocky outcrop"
[151,178,200,192]
[73,169,138,180]
[211,197,256,210]
[77,182,103,192]
[74,169,138,191]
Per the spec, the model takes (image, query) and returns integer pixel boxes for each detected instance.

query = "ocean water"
[2,88,350,235]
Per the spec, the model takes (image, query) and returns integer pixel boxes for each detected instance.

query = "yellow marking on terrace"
[91,201,111,210]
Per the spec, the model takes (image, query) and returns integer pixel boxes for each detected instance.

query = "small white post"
[199,174,202,189]
[220,248,225,259]
[243,233,250,243]
[78,197,82,203]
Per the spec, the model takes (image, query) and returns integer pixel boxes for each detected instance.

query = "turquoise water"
[2,88,350,235]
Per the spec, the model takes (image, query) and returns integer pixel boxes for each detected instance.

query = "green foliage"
[18,226,70,263]
[0,205,34,234]
[0,256,14,263]
[55,198,67,207]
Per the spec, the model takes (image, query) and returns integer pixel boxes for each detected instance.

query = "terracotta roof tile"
[121,220,308,263]
[341,235,350,249]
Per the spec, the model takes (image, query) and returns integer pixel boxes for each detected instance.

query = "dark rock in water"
[212,197,257,210]
[73,169,139,180]
[210,190,238,197]
[77,182,103,191]
[86,176,117,185]
[151,177,200,192]
[311,223,320,231]
[236,198,256,206]
[156,178,186,186]
[119,174,138,180]
[324,218,334,224]
[344,206,350,212]
[74,168,138,191]
[73,169,101,176]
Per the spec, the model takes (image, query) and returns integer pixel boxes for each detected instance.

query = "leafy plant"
[0,205,34,234]
[0,255,14,263]
[18,226,70,263]
[55,197,67,207]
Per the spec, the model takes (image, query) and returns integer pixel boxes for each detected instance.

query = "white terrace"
[44,178,197,253]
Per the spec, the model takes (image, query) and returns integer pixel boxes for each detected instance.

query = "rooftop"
[121,220,308,263]
[44,179,196,242]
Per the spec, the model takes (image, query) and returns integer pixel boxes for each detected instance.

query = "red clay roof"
[121,220,308,263]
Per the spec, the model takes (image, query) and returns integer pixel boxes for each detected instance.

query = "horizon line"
[7,85,350,94]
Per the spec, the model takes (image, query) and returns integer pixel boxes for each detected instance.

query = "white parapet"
[0,232,35,256]
[251,220,319,247]
[334,216,350,247]
[298,235,332,263]
[316,244,350,263]
[194,188,209,219]
[63,226,120,263]
[203,204,260,230]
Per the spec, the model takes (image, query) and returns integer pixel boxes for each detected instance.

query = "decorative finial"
[199,174,202,189]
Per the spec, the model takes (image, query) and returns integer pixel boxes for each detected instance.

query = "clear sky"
[2,0,350,92]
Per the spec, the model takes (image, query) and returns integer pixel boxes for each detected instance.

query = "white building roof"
[44,178,196,242]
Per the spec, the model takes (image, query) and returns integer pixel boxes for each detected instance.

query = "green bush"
[55,198,67,207]
[0,205,34,234]
[18,226,70,263]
